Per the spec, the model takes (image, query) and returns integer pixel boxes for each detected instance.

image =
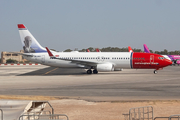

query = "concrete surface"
[0,65,180,101]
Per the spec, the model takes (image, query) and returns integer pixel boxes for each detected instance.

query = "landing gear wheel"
[93,69,98,74]
[154,70,158,74]
[87,69,92,74]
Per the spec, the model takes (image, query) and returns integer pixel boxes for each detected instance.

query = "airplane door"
[101,56,105,62]
[97,56,104,62]
[97,56,100,62]
[41,55,45,63]
[150,55,154,63]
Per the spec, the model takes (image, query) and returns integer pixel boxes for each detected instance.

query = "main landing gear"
[93,69,98,74]
[87,69,92,74]
[86,69,98,74]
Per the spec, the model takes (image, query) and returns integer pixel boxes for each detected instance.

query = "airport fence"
[123,106,153,120]
[23,101,54,116]
[19,114,69,120]
[20,101,69,120]
[0,109,3,120]
[169,115,180,120]
[154,117,180,120]
[129,106,153,120]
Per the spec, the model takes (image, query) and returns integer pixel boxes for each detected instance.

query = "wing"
[45,47,98,66]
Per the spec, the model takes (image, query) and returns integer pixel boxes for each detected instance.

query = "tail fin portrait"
[17,24,46,53]
[143,44,150,53]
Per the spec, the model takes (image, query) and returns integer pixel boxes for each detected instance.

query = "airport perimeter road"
[0,65,180,101]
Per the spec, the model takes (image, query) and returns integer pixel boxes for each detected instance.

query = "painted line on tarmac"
[44,68,59,75]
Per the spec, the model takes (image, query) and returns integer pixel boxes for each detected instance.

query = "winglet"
[86,49,90,52]
[96,48,101,52]
[128,46,133,52]
[45,47,54,57]
[143,44,150,53]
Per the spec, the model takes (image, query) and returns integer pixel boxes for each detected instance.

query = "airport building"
[1,50,27,63]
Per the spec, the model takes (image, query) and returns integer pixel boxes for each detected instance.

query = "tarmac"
[0,65,180,101]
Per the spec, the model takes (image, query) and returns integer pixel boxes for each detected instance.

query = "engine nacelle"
[97,63,114,72]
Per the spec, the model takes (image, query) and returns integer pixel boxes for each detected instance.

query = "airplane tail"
[128,46,133,52]
[143,44,150,53]
[17,24,46,53]
[96,48,101,52]
[86,49,90,52]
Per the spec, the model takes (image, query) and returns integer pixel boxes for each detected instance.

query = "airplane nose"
[166,59,173,66]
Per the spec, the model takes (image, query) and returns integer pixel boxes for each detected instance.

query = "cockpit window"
[158,57,166,59]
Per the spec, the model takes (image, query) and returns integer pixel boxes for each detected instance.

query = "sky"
[1,0,180,53]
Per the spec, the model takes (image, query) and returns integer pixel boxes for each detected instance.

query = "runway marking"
[44,67,59,75]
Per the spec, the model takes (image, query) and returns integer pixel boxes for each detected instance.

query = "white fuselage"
[24,52,132,69]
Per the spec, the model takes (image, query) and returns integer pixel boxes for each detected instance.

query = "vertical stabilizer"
[143,44,150,53]
[96,48,101,52]
[128,46,133,52]
[86,49,90,52]
[17,24,46,53]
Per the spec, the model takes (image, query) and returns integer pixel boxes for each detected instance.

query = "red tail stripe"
[18,24,26,28]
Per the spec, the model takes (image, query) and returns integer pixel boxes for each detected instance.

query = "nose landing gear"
[154,68,163,74]
[154,70,158,74]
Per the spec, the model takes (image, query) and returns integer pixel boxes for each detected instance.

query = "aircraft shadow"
[17,66,155,76]
[18,67,87,76]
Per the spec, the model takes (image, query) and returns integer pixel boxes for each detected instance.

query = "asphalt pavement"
[0,65,180,101]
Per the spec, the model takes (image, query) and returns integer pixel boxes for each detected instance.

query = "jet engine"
[97,63,114,72]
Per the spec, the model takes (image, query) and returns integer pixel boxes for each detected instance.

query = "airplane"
[143,44,180,65]
[17,24,172,74]
[128,46,133,52]
[86,48,100,52]
[86,49,90,52]
[96,48,101,52]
